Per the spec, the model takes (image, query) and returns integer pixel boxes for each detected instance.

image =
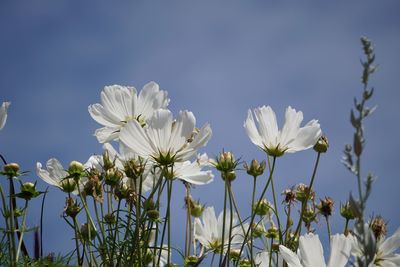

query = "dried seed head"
[370,215,387,240]
[318,197,335,217]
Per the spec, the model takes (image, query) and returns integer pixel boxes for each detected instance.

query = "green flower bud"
[266,226,279,240]
[244,159,266,177]
[252,199,271,216]
[340,202,355,221]
[124,158,146,179]
[229,250,241,262]
[80,223,96,241]
[221,170,236,182]
[295,183,314,202]
[184,255,199,267]
[3,163,20,177]
[313,135,329,153]
[239,259,251,267]
[60,178,76,193]
[105,168,123,186]
[185,197,204,218]
[104,213,116,225]
[68,161,84,180]
[17,182,40,200]
[147,210,160,222]
[214,151,237,172]
[251,223,265,239]
[102,150,115,171]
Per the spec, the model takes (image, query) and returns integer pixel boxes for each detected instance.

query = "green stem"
[227,181,234,267]
[268,237,274,267]
[73,217,82,266]
[325,216,331,244]
[294,152,321,238]
[250,176,256,266]
[15,200,28,262]
[0,184,12,265]
[270,175,283,243]
[236,157,277,266]
[218,176,229,267]
[8,177,16,266]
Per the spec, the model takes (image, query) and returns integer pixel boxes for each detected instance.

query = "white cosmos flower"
[169,154,214,185]
[244,106,321,157]
[353,227,400,267]
[36,156,101,193]
[89,82,169,143]
[194,206,248,253]
[279,233,353,267]
[0,101,10,130]
[120,109,212,164]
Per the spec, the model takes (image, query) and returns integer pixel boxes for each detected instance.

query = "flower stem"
[15,200,28,262]
[270,175,283,243]
[236,156,277,266]
[219,176,229,267]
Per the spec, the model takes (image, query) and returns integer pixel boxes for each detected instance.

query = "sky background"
[1,0,399,263]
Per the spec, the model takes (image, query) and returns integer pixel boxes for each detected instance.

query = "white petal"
[88,103,120,127]
[380,254,400,266]
[168,110,195,152]
[299,233,326,267]
[101,85,135,121]
[380,228,400,256]
[94,126,120,143]
[179,123,212,161]
[279,106,303,146]
[84,155,103,172]
[286,120,321,153]
[254,106,279,147]
[146,109,173,153]
[327,234,353,267]
[244,109,264,148]
[279,245,303,267]
[0,101,10,130]
[137,81,169,118]
[36,162,62,188]
[120,120,154,158]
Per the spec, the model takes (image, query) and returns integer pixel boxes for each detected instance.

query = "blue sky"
[1,0,400,261]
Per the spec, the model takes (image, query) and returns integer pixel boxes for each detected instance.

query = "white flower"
[0,101,10,130]
[244,106,321,157]
[255,251,284,267]
[89,82,169,143]
[279,233,353,267]
[194,206,247,253]
[353,227,400,267]
[120,109,212,164]
[169,154,214,185]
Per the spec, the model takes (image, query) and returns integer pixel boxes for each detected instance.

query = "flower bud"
[124,158,145,179]
[104,213,116,225]
[185,197,204,218]
[17,182,40,200]
[252,199,271,216]
[84,176,102,201]
[295,183,314,202]
[302,206,316,224]
[214,151,237,172]
[80,223,96,241]
[370,216,387,240]
[60,178,76,193]
[114,183,129,200]
[221,170,236,182]
[340,202,355,221]
[105,168,123,186]
[318,197,334,217]
[239,259,251,267]
[282,188,297,205]
[147,210,160,222]
[266,226,279,239]
[229,250,240,262]
[64,197,80,218]
[184,255,199,267]
[102,150,115,171]
[313,135,329,153]
[68,161,84,180]
[3,163,20,177]
[244,159,266,177]
[251,223,265,239]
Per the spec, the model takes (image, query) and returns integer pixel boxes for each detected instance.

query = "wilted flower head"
[0,101,10,130]
[295,183,314,202]
[318,197,335,217]
[282,187,297,205]
[370,215,387,240]
[244,106,321,157]
[89,82,169,143]
[120,109,212,165]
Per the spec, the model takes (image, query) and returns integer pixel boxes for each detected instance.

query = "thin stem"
[8,176,16,266]
[73,217,82,266]
[344,219,349,236]
[325,216,331,244]
[268,238,274,267]
[294,152,321,238]
[0,184,12,265]
[218,176,229,267]
[250,176,256,266]
[270,175,283,243]
[227,181,234,267]
[236,157,277,266]
[167,179,173,265]
[15,200,28,261]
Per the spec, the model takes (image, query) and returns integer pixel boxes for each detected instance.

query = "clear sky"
[1,0,399,261]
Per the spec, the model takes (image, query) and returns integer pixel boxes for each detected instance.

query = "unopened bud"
[184,255,199,267]
[147,210,160,221]
[295,183,314,202]
[266,226,279,239]
[313,135,329,153]
[60,178,76,193]
[102,150,115,170]
[105,168,123,186]
[229,250,240,262]
[215,151,237,172]
[80,223,96,241]
[221,170,236,182]
[3,163,20,176]
[68,161,84,179]
[185,197,204,218]
[251,223,265,239]
[239,259,251,267]
[252,199,271,216]
[64,197,80,218]
[244,159,266,177]
[340,202,355,221]
[17,182,40,200]
[124,158,145,179]
[104,213,116,225]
